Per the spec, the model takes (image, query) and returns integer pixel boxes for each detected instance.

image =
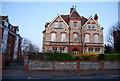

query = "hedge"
[47,52,74,61]
[104,54,120,60]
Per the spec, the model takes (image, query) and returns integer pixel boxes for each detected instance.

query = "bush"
[47,52,74,61]
[104,54,120,60]
[74,53,99,60]
[98,54,105,60]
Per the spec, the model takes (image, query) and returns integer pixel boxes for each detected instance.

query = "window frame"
[73,22,77,28]
[54,22,58,28]
[61,33,66,42]
[51,33,56,41]
[84,34,90,42]
[59,22,63,28]
[88,48,93,52]
[74,33,78,42]
[52,47,57,52]
[94,34,99,43]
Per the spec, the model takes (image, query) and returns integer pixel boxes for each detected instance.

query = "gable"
[48,15,69,28]
[82,16,102,30]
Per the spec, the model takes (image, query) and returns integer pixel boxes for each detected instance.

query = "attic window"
[54,22,58,28]
[59,22,63,28]
[88,24,91,29]
[92,24,95,29]
[73,22,77,28]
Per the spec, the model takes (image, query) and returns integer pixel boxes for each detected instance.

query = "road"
[2,66,120,80]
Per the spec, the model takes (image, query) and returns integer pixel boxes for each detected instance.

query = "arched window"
[51,33,56,41]
[61,33,66,42]
[74,34,78,42]
[94,34,99,43]
[84,34,90,42]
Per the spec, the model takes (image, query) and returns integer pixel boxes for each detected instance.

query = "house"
[0,16,22,68]
[42,7,104,55]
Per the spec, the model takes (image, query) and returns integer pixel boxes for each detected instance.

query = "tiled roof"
[60,15,69,24]
[81,16,88,26]
[46,10,88,27]
[1,16,8,20]
[45,23,50,27]
[70,10,80,18]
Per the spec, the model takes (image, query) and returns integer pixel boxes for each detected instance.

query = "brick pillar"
[77,61,80,70]
[23,53,29,70]
[100,61,104,70]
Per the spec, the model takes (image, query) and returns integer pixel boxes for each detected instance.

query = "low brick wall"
[27,60,120,70]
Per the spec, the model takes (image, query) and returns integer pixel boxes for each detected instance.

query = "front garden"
[28,52,120,61]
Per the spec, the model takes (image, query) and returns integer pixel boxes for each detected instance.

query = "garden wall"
[26,60,120,70]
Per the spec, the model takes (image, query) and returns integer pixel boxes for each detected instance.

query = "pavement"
[2,65,120,80]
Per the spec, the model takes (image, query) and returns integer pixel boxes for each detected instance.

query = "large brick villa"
[42,7,104,55]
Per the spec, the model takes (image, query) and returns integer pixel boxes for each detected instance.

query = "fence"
[24,60,120,70]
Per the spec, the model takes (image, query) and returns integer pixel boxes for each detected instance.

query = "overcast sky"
[2,2,118,51]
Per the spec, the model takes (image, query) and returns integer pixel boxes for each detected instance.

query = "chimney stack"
[94,13,98,22]
[70,6,76,14]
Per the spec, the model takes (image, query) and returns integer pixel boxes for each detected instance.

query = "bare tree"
[21,38,40,54]
[107,22,120,53]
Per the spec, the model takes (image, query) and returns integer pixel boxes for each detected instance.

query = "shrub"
[47,52,74,61]
[98,54,105,60]
[104,54,120,60]
[74,53,99,60]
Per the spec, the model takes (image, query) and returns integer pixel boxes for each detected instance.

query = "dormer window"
[73,22,77,28]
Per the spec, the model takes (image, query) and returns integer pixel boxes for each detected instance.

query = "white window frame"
[84,34,90,42]
[59,22,63,28]
[74,34,78,42]
[88,48,93,52]
[60,47,65,53]
[54,22,58,28]
[73,22,77,28]
[51,33,56,41]
[52,47,57,52]
[92,24,95,29]
[61,33,66,42]
[94,34,99,43]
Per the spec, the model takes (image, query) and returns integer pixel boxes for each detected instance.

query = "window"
[51,33,56,41]
[92,24,95,29]
[60,48,65,53]
[89,48,93,52]
[72,49,79,55]
[10,26,12,29]
[95,48,100,52]
[88,24,91,29]
[59,22,62,28]
[72,51,79,55]
[52,47,57,52]
[74,34,78,42]
[84,34,90,42]
[54,22,58,28]
[61,33,66,42]
[94,34,99,43]
[73,22,77,28]
[4,21,8,27]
